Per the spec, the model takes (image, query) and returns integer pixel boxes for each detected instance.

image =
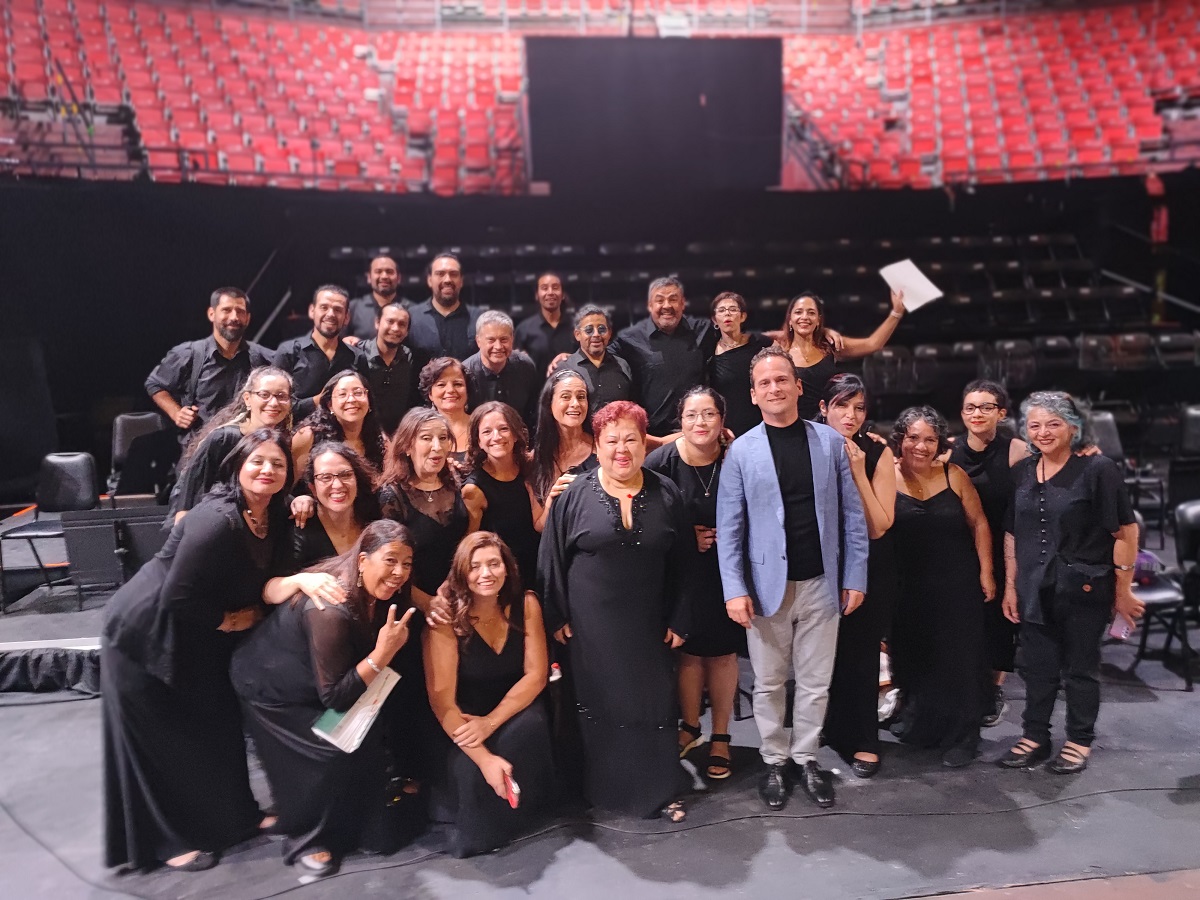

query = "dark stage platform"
[1,611,1198,900]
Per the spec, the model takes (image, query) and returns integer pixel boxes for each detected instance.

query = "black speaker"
[61,506,169,592]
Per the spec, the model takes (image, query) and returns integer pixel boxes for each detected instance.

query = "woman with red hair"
[538,401,693,822]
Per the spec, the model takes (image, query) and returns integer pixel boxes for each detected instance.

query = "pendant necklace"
[691,461,718,498]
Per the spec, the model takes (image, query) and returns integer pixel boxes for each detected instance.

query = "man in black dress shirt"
[406,252,482,360]
[146,287,274,443]
[608,276,716,436]
[462,311,540,426]
[360,301,418,435]
[274,285,367,420]
[559,304,633,414]
[514,271,576,378]
[346,255,406,343]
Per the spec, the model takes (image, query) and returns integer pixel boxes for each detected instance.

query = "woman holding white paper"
[778,289,906,420]
[231,519,418,878]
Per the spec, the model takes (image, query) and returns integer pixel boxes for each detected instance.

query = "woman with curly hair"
[291,369,387,479]
[424,531,554,857]
[419,357,472,469]
[293,442,382,568]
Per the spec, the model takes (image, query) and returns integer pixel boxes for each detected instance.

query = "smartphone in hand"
[503,772,521,809]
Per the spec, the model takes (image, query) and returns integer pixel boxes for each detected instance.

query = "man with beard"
[514,271,576,378]
[462,310,540,427]
[146,287,274,443]
[274,285,367,419]
[559,305,633,414]
[345,255,407,344]
[406,252,482,360]
[360,301,420,435]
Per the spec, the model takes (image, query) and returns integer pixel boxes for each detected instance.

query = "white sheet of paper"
[879,259,943,312]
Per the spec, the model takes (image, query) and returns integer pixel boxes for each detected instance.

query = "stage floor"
[1,606,1198,900]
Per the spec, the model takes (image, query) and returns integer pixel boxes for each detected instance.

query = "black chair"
[1092,411,1167,549]
[108,411,167,495]
[992,339,1036,391]
[1129,504,1198,691]
[0,452,100,612]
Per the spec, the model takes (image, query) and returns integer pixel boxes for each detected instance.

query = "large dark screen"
[525,37,783,194]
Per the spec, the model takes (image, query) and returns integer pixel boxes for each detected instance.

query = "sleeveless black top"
[456,594,527,716]
[795,353,837,421]
[465,467,540,591]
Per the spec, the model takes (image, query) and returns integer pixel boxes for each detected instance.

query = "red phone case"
[503,772,521,809]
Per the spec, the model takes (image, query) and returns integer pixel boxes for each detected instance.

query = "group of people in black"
[103,254,1144,877]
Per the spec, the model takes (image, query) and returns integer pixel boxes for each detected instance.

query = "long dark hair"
[378,406,460,491]
[445,531,524,647]
[181,366,294,467]
[531,368,590,501]
[781,291,835,356]
[304,441,381,525]
[301,520,415,624]
[819,373,870,435]
[299,369,387,471]
[466,401,530,477]
[213,427,295,529]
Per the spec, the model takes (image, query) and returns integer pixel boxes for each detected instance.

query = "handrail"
[1100,269,1200,316]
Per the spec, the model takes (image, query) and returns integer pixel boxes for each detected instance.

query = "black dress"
[429,594,555,857]
[824,435,898,759]
[231,597,398,863]
[292,514,339,569]
[165,424,242,524]
[102,493,291,868]
[465,467,540,591]
[644,442,745,657]
[889,465,990,751]
[794,354,837,421]
[950,436,1018,672]
[706,334,773,437]
[537,468,691,817]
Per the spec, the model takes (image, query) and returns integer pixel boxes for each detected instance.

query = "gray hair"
[890,405,950,456]
[573,304,611,329]
[647,276,684,301]
[476,310,514,333]
[1019,391,1093,453]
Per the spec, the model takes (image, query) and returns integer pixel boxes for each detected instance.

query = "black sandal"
[678,721,704,758]
[165,850,219,872]
[1046,743,1089,775]
[997,738,1052,769]
[706,733,732,780]
[659,800,687,823]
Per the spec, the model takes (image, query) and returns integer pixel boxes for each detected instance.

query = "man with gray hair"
[560,304,633,413]
[462,309,540,426]
[608,276,717,436]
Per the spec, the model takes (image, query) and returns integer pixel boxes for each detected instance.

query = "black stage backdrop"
[525,37,783,193]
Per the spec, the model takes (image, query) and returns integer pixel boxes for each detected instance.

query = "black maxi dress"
[464,467,540,591]
[230,597,399,864]
[644,442,745,657]
[889,465,991,751]
[102,493,290,868]
[429,593,556,857]
[537,468,692,817]
[950,436,1019,673]
[823,434,899,760]
[706,334,774,437]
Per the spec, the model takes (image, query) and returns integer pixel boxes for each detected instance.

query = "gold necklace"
[245,508,268,538]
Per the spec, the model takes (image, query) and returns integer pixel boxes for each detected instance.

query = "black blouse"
[706,333,774,437]
[1006,454,1134,624]
[166,424,242,522]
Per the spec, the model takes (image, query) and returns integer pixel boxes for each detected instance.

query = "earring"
[356,568,364,588]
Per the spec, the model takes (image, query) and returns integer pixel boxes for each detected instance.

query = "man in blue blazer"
[717,345,869,811]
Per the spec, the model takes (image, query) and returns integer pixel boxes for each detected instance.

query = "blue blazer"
[716,420,869,617]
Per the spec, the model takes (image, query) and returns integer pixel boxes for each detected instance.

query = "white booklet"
[311,667,400,754]
[879,259,943,312]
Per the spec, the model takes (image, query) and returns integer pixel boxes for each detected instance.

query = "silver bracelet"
[365,656,382,674]
[1115,564,1134,571]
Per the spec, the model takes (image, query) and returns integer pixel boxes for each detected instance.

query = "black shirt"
[406,298,482,361]
[765,419,825,581]
[514,311,577,377]
[1006,454,1134,624]
[144,335,275,433]
[345,292,409,342]
[463,350,540,426]
[609,315,717,435]
[560,349,634,413]
[273,331,368,404]
[360,338,418,435]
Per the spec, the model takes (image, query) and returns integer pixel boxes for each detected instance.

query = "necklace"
[245,508,268,538]
[718,334,747,352]
[690,461,719,497]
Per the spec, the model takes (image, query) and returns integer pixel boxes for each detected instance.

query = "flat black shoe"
[797,760,835,808]
[1046,745,1089,775]
[942,742,980,768]
[759,763,790,811]
[165,851,219,872]
[997,739,1052,769]
[850,757,881,779]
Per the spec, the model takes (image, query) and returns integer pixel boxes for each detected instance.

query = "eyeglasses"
[713,306,742,316]
[962,403,1000,414]
[581,324,609,337]
[333,388,368,401]
[251,390,292,405]
[313,470,355,486]
[682,410,721,424]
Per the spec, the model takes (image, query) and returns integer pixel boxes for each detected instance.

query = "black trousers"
[1019,587,1111,747]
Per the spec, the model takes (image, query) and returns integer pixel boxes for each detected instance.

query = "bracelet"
[365,656,382,674]
[1115,564,1134,571]
[888,310,904,319]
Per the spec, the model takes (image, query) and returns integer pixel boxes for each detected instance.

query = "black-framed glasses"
[962,403,1000,414]
[713,305,742,316]
[251,390,292,404]
[581,324,609,336]
[313,470,355,486]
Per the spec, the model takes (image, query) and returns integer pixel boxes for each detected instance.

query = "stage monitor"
[524,37,783,195]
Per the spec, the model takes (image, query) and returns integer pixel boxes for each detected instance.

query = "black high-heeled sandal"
[678,721,704,758]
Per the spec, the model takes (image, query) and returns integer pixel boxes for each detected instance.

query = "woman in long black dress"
[529,369,597,508]
[706,293,773,437]
[231,520,418,877]
[817,374,898,778]
[462,401,545,586]
[293,442,381,567]
[425,532,555,857]
[889,407,995,768]
[645,386,745,782]
[779,290,906,421]
[103,429,297,871]
[539,401,692,821]
[166,366,294,524]
[291,369,388,479]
